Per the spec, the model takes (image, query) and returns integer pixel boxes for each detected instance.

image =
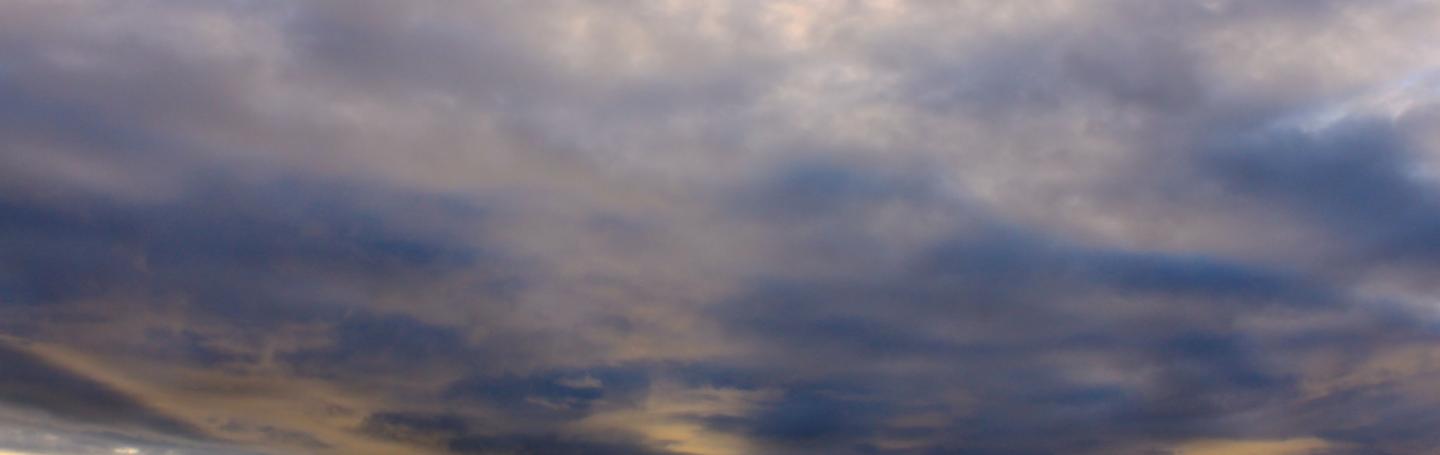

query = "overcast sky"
[3,1,1440,454]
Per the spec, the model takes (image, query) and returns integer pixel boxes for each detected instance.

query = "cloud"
[1,0,1439,454]
[359,410,683,455]
[0,341,208,443]
[1204,111,1440,264]
[1175,437,1335,455]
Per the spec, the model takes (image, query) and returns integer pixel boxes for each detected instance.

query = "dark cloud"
[361,411,470,445]
[216,420,331,451]
[360,410,680,455]
[140,328,258,368]
[1206,113,1440,265]
[717,383,890,450]
[739,160,940,218]
[0,341,207,441]
[0,174,496,320]
[280,311,474,378]
[445,433,680,455]
[445,366,652,422]
[703,158,1440,453]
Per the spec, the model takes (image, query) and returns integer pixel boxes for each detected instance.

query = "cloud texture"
[2,1,1440,454]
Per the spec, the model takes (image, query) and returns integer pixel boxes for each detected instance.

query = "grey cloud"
[1205,111,1440,265]
[361,411,469,445]
[2,1,1439,454]
[446,366,651,418]
[701,158,1440,453]
[445,434,681,455]
[359,410,681,455]
[0,341,208,442]
[0,175,493,308]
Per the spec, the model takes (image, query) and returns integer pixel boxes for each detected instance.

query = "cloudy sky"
[2,1,1440,454]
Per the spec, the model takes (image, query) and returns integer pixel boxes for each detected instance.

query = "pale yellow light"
[1175,437,1333,455]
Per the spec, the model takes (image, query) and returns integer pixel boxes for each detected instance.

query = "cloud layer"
[2,1,1440,454]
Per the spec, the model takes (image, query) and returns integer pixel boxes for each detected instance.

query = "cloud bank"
[2,0,1440,454]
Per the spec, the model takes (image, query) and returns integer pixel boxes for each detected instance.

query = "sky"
[2,0,1440,454]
